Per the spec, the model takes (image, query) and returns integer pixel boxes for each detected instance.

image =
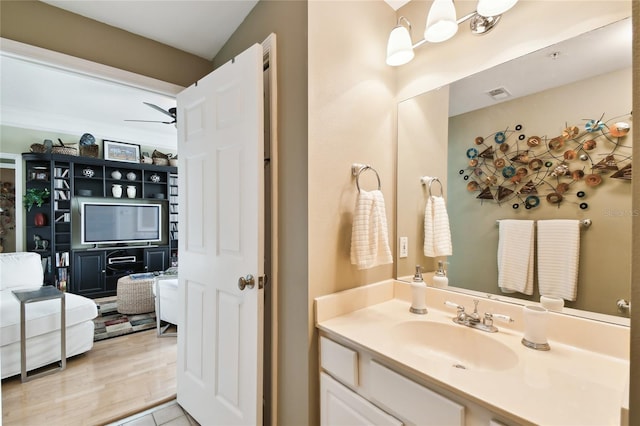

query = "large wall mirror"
[397,18,632,319]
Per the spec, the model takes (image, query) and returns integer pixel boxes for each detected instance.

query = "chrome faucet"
[445,300,513,333]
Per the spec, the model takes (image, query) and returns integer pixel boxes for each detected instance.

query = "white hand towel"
[350,190,393,270]
[423,196,452,257]
[537,219,580,301]
[497,220,534,295]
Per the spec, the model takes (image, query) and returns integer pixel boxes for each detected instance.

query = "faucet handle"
[488,313,514,323]
[445,301,464,311]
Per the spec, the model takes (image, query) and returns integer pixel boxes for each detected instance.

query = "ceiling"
[41,0,259,60]
[449,17,632,116]
[0,53,179,150]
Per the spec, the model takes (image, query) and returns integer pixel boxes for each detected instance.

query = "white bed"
[0,252,98,379]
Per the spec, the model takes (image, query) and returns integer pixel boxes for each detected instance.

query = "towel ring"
[428,178,443,197]
[356,166,381,193]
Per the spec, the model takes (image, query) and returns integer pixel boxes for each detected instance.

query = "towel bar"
[495,219,591,228]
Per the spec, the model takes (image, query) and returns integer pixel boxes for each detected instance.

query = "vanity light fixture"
[386,16,415,66]
[424,0,458,43]
[386,0,519,66]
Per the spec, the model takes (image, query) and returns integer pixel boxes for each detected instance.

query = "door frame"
[262,33,278,426]
[0,37,279,425]
[0,152,23,252]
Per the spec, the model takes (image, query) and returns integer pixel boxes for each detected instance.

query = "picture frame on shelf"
[103,140,140,163]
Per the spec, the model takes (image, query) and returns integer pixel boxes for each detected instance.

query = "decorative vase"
[126,185,136,198]
[126,171,137,181]
[112,184,123,198]
[111,170,122,180]
[34,212,46,227]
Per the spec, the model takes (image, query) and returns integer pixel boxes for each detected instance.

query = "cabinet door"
[321,373,403,426]
[145,247,169,272]
[72,251,105,295]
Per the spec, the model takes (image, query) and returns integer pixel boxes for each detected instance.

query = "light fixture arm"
[397,15,412,32]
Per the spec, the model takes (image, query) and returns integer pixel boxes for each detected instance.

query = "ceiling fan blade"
[125,119,175,124]
[143,102,176,118]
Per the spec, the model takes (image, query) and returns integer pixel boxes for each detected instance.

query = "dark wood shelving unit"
[23,152,178,298]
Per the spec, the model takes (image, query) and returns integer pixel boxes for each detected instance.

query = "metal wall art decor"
[459,113,632,210]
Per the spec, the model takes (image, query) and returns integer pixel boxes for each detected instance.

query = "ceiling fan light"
[424,0,458,43]
[386,24,415,66]
[476,0,519,17]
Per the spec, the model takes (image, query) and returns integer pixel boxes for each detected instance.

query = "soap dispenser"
[410,265,428,314]
[433,260,449,289]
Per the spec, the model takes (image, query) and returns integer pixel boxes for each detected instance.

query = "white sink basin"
[391,320,519,371]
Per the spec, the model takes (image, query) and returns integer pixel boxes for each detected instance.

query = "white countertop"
[316,281,629,426]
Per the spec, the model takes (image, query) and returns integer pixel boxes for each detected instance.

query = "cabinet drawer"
[321,373,403,426]
[369,361,464,426]
[320,336,359,388]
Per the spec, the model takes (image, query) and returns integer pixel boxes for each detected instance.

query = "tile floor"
[107,400,200,426]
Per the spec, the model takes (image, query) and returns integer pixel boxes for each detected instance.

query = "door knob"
[238,274,255,291]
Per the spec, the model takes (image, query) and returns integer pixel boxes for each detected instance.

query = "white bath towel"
[350,189,393,270]
[497,220,534,295]
[537,219,580,301]
[423,196,452,257]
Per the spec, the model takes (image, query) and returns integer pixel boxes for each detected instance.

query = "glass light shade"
[424,0,458,43]
[386,25,414,66]
[477,0,518,17]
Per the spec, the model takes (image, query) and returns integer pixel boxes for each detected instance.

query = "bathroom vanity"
[315,281,629,426]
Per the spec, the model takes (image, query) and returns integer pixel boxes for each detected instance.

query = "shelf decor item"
[104,140,141,164]
[112,184,123,198]
[79,133,99,157]
[152,149,170,166]
[34,212,47,227]
[23,188,50,211]
[51,139,78,156]
[127,186,137,198]
[126,172,137,181]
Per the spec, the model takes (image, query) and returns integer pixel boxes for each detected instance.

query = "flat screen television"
[80,201,163,245]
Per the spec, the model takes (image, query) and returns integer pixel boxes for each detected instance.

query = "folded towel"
[423,196,452,257]
[497,220,534,295]
[350,189,393,270]
[537,219,580,301]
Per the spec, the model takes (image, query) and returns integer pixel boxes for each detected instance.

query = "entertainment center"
[23,153,178,298]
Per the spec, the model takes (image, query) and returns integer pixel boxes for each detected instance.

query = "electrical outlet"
[399,237,408,258]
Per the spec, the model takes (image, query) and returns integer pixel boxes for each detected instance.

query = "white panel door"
[176,43,264,426]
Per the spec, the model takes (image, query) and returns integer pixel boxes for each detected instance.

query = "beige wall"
[0,0,213,87]
[307,0,396,422]
[396,88,450,278]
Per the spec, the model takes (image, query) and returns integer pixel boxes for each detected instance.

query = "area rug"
[93,297,156,341]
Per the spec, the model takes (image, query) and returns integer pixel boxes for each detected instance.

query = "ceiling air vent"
[486,87,511,100]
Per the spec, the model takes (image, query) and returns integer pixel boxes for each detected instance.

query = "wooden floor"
[1,329,177,426]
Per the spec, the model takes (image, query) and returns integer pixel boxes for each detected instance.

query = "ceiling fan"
[126,102,177,125]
